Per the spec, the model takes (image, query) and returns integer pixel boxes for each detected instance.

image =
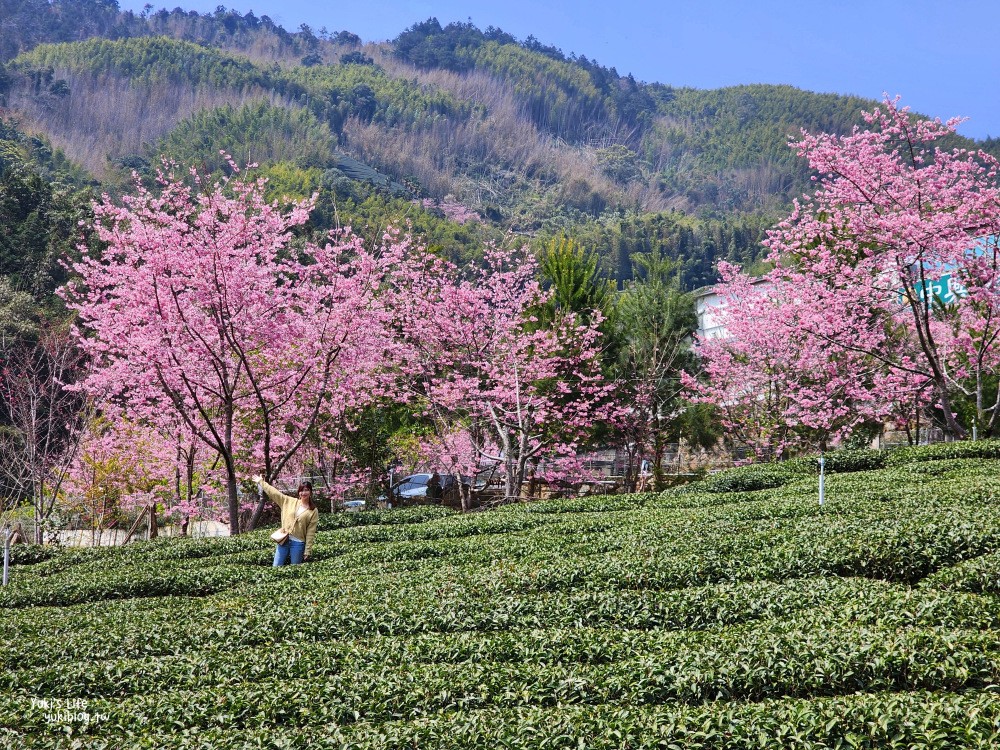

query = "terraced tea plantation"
[5,441,1000,748]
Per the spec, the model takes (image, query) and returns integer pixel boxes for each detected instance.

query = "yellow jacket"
[259,480,319,558]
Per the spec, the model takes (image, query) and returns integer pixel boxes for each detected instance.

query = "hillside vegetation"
[0,119,94,304]
[3,441,1000,747]
[1,5,998,294]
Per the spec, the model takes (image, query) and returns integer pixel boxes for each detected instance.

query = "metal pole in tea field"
[2,524,11,586]
[818,456,826,506]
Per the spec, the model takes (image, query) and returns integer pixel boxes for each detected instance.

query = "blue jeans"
[273,537,305,567]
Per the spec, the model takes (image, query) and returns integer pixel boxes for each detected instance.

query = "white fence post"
[2,525,11,587]
[818,456,826,506]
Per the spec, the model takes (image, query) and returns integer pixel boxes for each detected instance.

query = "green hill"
[153,101,336,173]
[1,7,997,292]
[4,441,1000,747]
[0,119,94,303]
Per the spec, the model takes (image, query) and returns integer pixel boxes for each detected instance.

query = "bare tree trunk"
[502,436,530,503]
[179,446,195,536]
[246,483,269,532]
[460,481,471,512]
[935,384,967,440]
[504,459,514,502]
[226,468,240,536]
[174,439,183,536]
[123,507,147,545]
[223,402,240,535]
[652,432,666,492]
[33,487,42,545]
[622,442,640,494]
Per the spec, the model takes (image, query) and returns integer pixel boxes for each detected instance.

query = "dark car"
[387,473,471,504]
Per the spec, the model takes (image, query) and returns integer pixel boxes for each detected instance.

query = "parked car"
[385,473,472,504]
[340,499,366,512]
[390,473,434,501]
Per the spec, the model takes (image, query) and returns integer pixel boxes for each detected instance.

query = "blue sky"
[120,0,999,140]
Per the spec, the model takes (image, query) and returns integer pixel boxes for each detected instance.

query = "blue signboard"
[897,235,997,306]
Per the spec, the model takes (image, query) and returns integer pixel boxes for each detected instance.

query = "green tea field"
[5,442,1000,748]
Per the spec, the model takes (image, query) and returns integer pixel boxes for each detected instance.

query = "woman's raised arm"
[253,476,291,509]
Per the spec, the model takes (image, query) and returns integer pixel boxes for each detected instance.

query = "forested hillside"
[0,118,93,308]
[0,2,996,290]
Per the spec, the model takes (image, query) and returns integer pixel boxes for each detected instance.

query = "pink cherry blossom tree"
[418,196,481,225]
[761,96,1000,438]
[60,158,391,533]
[686,262,927,459]
[690,96,1000,454]
[63,405,226,539]
[388,242,614,505]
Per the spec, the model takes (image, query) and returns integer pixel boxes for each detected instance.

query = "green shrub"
[3,446,1000,746]
[317,504,455,531]
[7,543,55,565]
[885,439,1000,466]
[820,447,889,473]
[921,551,1000,593]
[693,459,813,493]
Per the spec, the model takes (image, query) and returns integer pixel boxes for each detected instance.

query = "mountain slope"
[0,6,996,289]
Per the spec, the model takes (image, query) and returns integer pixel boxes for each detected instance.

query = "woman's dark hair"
[298,481,316,510]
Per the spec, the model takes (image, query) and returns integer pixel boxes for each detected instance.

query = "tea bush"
[3,441,1000,747]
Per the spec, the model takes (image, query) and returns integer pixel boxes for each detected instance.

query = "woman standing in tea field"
[253,475,318,566]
